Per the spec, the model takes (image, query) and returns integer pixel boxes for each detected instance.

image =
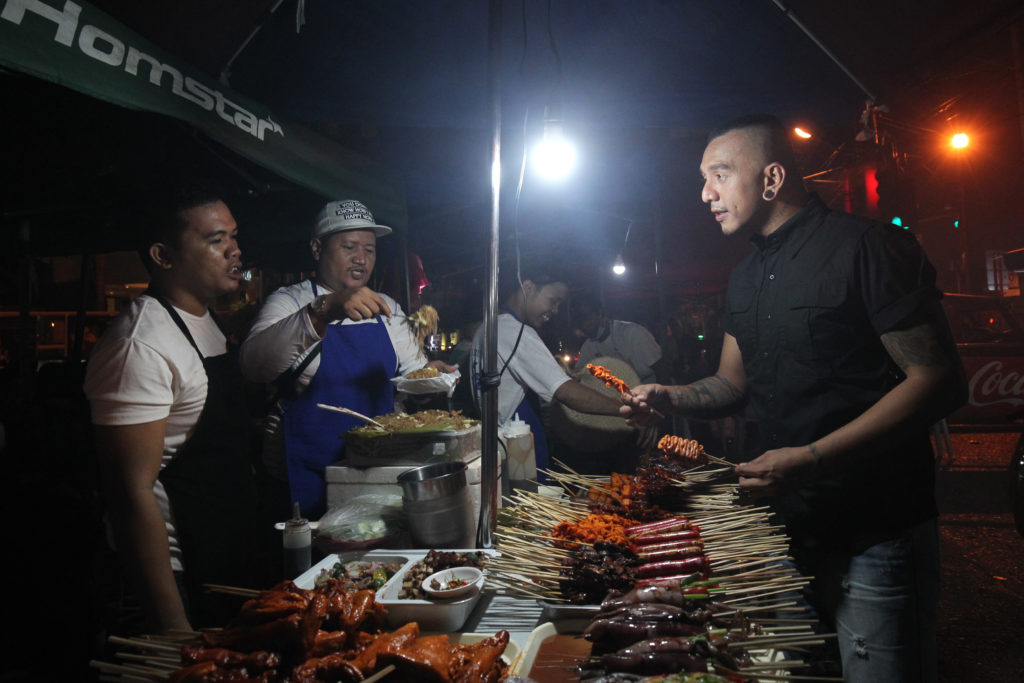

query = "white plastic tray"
[377,548,497,632]
[295,548,497,633]
[292,551,412,590]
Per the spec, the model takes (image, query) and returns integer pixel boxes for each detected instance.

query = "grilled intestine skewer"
[658,435,733,468]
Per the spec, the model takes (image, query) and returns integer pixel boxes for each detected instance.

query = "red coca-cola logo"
[968,360,1024,407]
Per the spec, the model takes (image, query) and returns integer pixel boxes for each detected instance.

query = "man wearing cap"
[241,200,450,518]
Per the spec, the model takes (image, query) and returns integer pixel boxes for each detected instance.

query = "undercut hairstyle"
[707,113,801,177]
[135,180,225,272]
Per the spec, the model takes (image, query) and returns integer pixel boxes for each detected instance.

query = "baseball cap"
[312,199,392,239]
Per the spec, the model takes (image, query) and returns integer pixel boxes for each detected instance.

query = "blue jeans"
[796,518,940,683]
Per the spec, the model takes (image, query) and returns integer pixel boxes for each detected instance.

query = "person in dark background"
[240,199,453,519]
[84,183,270,632]
[625,114,966,682]
[572,293,665,384]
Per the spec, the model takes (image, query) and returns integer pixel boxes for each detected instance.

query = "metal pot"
[397,461,474,547]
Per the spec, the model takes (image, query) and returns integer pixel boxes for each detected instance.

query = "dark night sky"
[5,0,1023,305]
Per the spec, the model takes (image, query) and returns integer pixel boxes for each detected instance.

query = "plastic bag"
[390,368,460,396]
[315,494,405,547]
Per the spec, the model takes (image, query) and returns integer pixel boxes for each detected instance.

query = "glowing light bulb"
[533,136,577,180]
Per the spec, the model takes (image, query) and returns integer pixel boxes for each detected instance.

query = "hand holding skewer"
[619,383,672,426]
[586,364,665,422]
[735,444,818,496]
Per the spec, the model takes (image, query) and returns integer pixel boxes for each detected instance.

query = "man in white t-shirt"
[573,294,664,384]
[470,263,626,477]
[85,184,264,632]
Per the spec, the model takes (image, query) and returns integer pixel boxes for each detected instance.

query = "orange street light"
[794,127,812,139]
[951,132,969,149]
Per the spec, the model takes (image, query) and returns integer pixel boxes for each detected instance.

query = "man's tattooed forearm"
[880,323,950,370]
[670,375,744,413]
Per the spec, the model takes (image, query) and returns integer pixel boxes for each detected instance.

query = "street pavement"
[937,431,1024,682]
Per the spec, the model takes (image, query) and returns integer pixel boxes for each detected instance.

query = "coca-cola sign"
[968,361,1024,407]
[950,353,1024,424]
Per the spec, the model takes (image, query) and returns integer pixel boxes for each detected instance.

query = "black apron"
[152,295,269,625]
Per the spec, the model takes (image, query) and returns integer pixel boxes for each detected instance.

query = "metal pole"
[769,0,877,103]
[477,0,503,549]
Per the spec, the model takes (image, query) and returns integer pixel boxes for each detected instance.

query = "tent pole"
[219,0,287,85]
[477,0,503,549]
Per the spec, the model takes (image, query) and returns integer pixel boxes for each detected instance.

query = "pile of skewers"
[484,400,838,681]
[90,579,511,683]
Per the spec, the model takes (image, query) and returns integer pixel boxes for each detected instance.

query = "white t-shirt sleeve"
[240,282,320,383]
[505,324,571,404]
[86,336,175,425]
[619,322,662,377]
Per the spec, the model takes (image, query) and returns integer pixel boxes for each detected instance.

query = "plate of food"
[391,367,461,395]
[344,409,478,439]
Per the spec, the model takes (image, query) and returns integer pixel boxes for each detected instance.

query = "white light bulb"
[612,253,626,276]
[532,137,577,181]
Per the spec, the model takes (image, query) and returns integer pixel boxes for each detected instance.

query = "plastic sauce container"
[283,502,312,578]
[500,413,536,482]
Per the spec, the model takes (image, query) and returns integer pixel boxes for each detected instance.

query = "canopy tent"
[0,0,407,230]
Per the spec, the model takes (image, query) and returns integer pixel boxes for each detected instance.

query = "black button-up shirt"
[724,195,940,551]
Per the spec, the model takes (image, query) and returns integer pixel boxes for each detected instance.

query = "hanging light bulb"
[612,252,626,276]
[532,98,577,181]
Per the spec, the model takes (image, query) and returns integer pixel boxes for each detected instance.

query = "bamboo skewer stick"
[362,664,397,683]
[203,583,260,597]
[115,652,180,666]
[107,636,188,653]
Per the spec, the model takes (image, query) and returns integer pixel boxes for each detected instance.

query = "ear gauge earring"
[763,189,776,200]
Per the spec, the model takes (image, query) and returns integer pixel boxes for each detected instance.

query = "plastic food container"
[378,555,487,632]
[295,548,497,633]
[293,553,412,589]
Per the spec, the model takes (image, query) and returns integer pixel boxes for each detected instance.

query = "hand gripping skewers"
[586,363,664,420]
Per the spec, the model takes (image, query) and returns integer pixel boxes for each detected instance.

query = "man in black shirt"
[624,114,965,682]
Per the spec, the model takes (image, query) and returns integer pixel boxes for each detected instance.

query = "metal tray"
[536,600,601,620]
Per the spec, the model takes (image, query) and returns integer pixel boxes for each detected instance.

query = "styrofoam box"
[325,455,500,516]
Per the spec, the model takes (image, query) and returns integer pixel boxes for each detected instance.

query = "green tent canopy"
[0,0,407,229]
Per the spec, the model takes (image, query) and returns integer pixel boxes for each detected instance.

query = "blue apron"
[500,307,551,482]
[283,282,398,518]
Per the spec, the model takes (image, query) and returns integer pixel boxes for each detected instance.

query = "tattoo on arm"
[880,322,950,371]
[670,375,744,414]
